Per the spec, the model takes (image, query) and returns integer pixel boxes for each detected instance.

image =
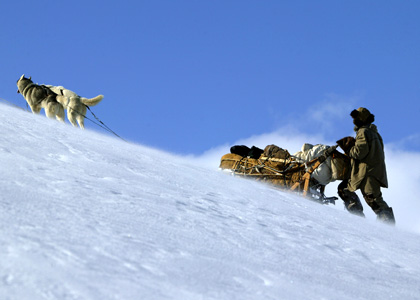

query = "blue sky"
[1,1,420,154]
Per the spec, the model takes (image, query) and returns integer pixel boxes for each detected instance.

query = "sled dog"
[44,85,104,129]
[17,75,65,122]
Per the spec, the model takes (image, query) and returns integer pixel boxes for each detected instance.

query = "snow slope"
[0,104,419,300]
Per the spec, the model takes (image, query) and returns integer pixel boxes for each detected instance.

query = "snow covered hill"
[0,103,419,300]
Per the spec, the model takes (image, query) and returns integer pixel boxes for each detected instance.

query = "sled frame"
[222,146,338,204]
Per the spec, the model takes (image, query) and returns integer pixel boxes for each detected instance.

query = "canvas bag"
[263,144,290,159]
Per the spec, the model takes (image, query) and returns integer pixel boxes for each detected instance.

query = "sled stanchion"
[290,153,329,196]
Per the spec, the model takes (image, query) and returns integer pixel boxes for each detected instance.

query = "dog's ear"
[19,74,25,81]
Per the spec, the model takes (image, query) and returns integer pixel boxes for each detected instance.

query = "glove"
[336,136,355,154]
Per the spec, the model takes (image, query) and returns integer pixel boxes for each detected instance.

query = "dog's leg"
[77,116,85,129]
[68,110,79,127]
[31,105,41,114]
[76,105,87,129]
[56,105,65,123]
[45,102,60,119]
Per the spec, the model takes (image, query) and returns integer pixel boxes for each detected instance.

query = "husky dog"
[17,75,66,122]
[45,85,104,129]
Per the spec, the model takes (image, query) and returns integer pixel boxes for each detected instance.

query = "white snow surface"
[0,104,419,300]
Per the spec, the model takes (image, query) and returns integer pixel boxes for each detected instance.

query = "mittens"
[336,136,355,154]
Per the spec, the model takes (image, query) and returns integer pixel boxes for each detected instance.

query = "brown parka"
[347,123,388,192]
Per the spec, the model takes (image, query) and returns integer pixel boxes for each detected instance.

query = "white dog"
[45,85,104,129]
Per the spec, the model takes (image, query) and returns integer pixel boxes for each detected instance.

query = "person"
[336,107,395,224]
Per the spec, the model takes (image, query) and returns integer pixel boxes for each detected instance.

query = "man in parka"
[336,107,395,224]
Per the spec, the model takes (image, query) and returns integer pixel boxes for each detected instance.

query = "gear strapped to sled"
[220,144,349,204]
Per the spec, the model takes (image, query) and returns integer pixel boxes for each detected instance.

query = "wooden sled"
[219,146,339,204]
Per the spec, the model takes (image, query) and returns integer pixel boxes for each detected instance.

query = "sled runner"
[220,144,349,204]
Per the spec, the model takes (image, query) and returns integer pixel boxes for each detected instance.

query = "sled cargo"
[219,144,350,204]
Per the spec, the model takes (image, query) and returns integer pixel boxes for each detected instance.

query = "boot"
[377,207,395,225]
[345,196,365,217]
[338,185,365,217]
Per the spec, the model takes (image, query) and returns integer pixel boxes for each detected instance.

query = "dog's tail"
[81,95,104,107]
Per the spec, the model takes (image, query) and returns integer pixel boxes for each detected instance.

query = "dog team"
[16,74,104,129]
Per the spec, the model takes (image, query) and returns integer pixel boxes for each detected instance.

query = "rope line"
[84,106,126,141]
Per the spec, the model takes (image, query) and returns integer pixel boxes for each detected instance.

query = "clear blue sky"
[1,1,420,154]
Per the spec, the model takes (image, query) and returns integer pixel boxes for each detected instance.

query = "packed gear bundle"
[220,143,350,204]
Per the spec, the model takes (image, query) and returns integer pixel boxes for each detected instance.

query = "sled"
[219,145,342,204]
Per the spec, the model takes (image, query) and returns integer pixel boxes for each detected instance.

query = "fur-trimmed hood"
[351,107,375,128]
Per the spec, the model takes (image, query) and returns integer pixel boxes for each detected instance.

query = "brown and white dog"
[17,75,66,122]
